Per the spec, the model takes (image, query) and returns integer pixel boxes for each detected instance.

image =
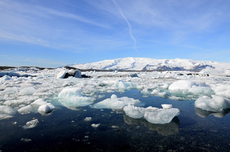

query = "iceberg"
[144,106,180,124]
[123,104,180,124]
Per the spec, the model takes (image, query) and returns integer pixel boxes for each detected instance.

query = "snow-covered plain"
[1,58,230,125]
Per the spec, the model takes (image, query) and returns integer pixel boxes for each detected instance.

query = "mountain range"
[70,57,230,73]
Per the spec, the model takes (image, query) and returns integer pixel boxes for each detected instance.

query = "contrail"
[112,0,138,52]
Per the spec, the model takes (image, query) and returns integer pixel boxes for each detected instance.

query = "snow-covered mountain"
[72,57,230,73]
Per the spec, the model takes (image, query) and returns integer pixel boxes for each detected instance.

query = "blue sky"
[0,0,230,67]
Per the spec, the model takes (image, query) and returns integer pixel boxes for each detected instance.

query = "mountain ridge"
[71,57,230,73]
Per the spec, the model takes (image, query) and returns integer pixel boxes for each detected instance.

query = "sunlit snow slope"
[72,57,230,73]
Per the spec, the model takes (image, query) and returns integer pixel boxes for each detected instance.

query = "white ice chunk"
[141,88,149,95]
[0,114,13,120]
[212,84,230,98]
[22,118,39,129]
[58,87,95,109]
[31,98,47,106]
[123,104,145,119]
[169,80,208,91]
[84,117,92,121]
[111,80,136,92]
[18,105,33,114]
[195,95,230,112]
[0,105,16,115]
[161,83,169,89]
[3,87,17,94]
[19,87,36,95]
[93,94,140,110]
[151,90,159,95]
[161,104,172,109]
[144,107,180,124]
[189,86,214,95]
[38,103,55,114]
[56,70,67,78]
[0,75,11,83]
[168,80,213,95]
[74,70,82,78]
[91,123,100,128]
[0,105,16,120]
[123,104,180,124]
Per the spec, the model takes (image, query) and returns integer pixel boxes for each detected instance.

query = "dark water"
[1,89,230,152]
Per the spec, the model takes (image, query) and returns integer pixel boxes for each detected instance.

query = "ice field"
[1,65,230,151]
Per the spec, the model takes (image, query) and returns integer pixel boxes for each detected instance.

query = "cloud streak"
[112,0,138,52]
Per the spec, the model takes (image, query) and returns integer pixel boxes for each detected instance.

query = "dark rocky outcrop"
[98,73,138,78]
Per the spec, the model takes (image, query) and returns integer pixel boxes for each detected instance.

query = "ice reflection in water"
[123,114,180,136]
[195,107,230,118]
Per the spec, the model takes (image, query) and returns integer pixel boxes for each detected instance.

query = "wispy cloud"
[38,7,110,28]
[112,0,138,52]
[0,0,110,50]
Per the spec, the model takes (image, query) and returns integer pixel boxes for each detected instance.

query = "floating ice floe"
[18,87,36,95]
[84,117,92,121]
[22,118,39,129]
[0,105,16,120]
[3,87,17,94]
[56,70,67,78]
[91,123,100,128]
[58,87,95,109]
[38,103,55,115]
[93,94,140,110]
[110,80,136,92]
[18,98,55,115]
[211,84,230,98]
[195,95,230,112]
[123,104,180,124]
[168,80,214,95]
